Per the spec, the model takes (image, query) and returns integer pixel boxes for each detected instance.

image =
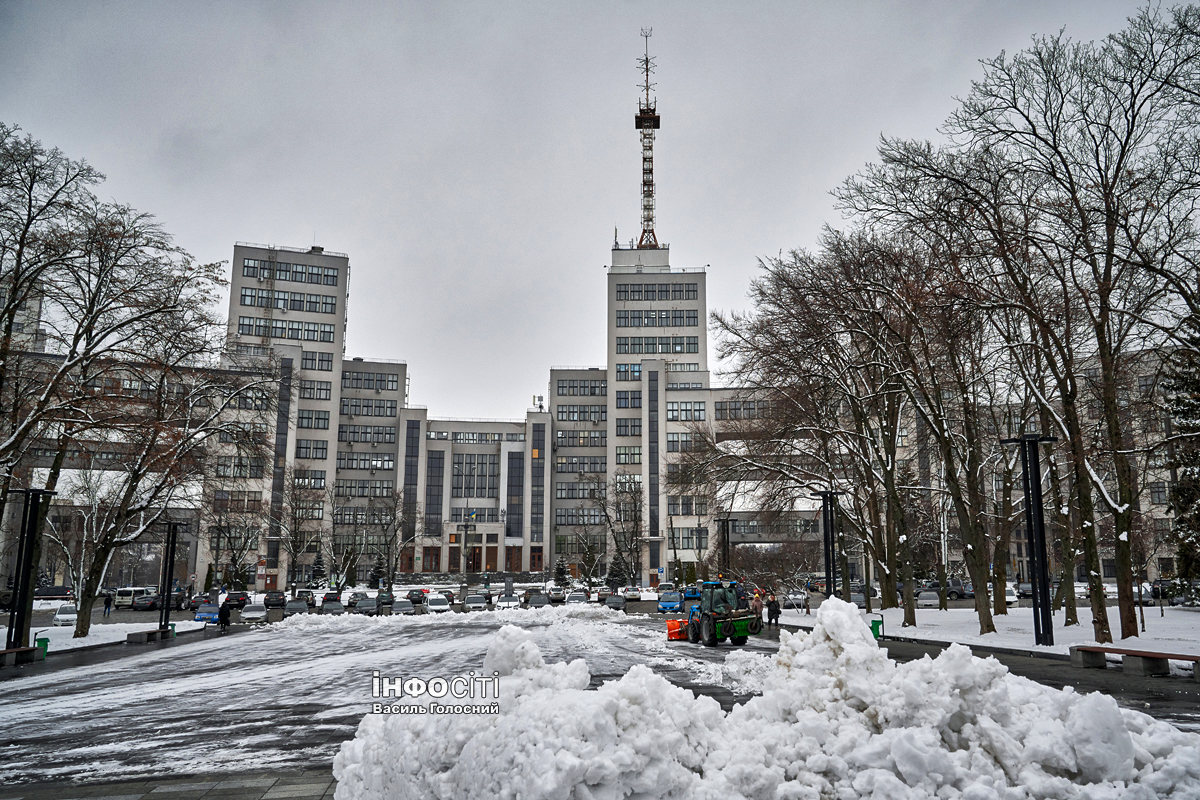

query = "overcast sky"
[0,1,1150,418]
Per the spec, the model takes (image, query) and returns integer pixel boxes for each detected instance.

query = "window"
[302,351,317,370]
[686,310,698,326]
[318,353,333,370]
[213,456,265,478]
[239,288,256,306]
[295,469,326,489]
[555,456,606,473]
[242,259,258,277]
[685,283,697,300]
[1150,481,1168,505]
[324,267,339,286]
[686,336,698,353]
[616,284,628,301]
[897,428,909,447]
[296,439,328,459]
[616,311,629,328]
[1102,559,1117,579]
[556,430,607,447]
[322,296,336,314]
[643,310,658,327]
[616,337,628,354]
[319,324,336,342]
[299,380,332,400]
[297,409,329,429]
[629,284,643,301]
[672,310,685,327]
[615,446,641,464]
[666,432,694,452]
[630,337,644,354]
[615,417,642,436]
[556,404,606,422]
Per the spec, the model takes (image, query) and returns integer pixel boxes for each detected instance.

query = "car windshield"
[199,605,218,612]
[245,605,266,612]
[606,596,623,604]
[395,600,413,608]
[466,595,484,603]
[428,597,449,606]
[56,606,75,614]
[660,592,681,601]
[286,601,306,607]
[325,601,343,608]
[567,593,586,600]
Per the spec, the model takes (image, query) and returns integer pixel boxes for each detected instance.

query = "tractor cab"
[699,580,739,616]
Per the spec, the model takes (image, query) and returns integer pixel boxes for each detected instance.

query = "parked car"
[548,586,567,603]
[917,590,940,608]
[604,594,627,613]
[114,587,149,608]
[323,591,342,604]
[393,599,417,615]
[849,582,878,598]
[656,582,676,594]
[622,587,642,601]
[440,590,456,603]
[1016,582,1034,599]
[406,589,427,605]
[131,594,161,611]
[849,592,867,609]
[355,597,380,615]
[34,586,74,601]
[495,594,521,610]
[347,591,369,609]
[296,590,316,607]
[52,603,78,626]
[241,604,269,623]
[320,601,345,615]
[426,595,452,614]
[528,594,550,609]
[923,579,970,601]
[376,591,394,606]
[194,604,220,623]
[187,593,212,611]
[263,590,287,609]
[683,585,701,600]
[225,591,251,609]
[283,600,309,617]
[463,594,488,612]
[522,588,544,603]
[657,591,682,613]
[782,593,806,609]
[596,587,612,602]
[565,592,589,605]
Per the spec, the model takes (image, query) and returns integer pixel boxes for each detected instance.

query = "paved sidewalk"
[0,769,335,800]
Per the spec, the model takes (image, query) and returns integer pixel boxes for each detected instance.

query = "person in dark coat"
[103,592,113,617]
[767,595,781,628]
[218,600,231,633]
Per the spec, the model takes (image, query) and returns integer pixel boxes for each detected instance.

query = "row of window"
[334,479,395,497]
[301,351,335,371]
[615,418,642,437]
[338,425,398,443]
[332,507,396,525]
[666,496,708,516]
[616,391,641,408]
[298,380,332,400]
[556,430,606,448]
[667,527,709,551]
[615,283,698,301]
[240,288,337,314]
[556,404,607,422]
[666,432,694,452]
[556,379,607,396]
[556,507,605,527]
[212,490,262,512]
[294,469,327,489]
[615,446,641,464]
[342,371,400,391]
[615,310,699,328]
[555,481,602,500]
[616,336,699,355]
[615,364,642,381]
[450,507,502,523]
[213,456,265,478]
[340,398,398,417]
[666,401,705,421]
[218,422,269,444]
[238,317,337,343]
[714,400,769,420]
[296,439,328,459]
[242,258,339,286]
[297,409,330,429]
[555,456,606,473]
[667,382,704,390]
[337,452,395,471]
[423,430,526,442]
[452,453,501,498]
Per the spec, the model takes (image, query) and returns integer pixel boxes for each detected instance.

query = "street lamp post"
[158,521,184,633]
[5,488,56,650]
[813,491,844,598]
[1001,434,1056,647]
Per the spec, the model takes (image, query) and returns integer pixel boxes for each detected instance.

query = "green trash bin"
[169,623,176,638]
[869,619,884,640]
[34,637,49,657]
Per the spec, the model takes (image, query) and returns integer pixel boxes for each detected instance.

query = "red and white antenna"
[635,28,661,249]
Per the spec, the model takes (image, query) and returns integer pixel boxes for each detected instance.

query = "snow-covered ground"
[782,605,1200,665]
[334,599,1200,800]
[30,619,207,652]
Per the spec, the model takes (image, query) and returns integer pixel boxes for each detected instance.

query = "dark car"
[376,591,394,606]
[347,591,369,609]
[406,589,426,605]
[263,590,287,609]
[225,591,250,609]
[355,597,380,616]
[528,594,550,609]
[604,594,627,613]
[283,599,309,617]
[322,591,342,604]
[393,599,418,615]
[187,593,210,611]
[34,586,74,601]
[440,590,455,603]
[320,601,345,615]
[131,593,161,611]
[522,588,544,603]
[296,590,316,607]
[1016,582,1034,599]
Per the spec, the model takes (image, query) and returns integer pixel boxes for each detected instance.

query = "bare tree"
[593,470,646,588]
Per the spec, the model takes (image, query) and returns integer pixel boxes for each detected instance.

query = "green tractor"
[686,577,762,646]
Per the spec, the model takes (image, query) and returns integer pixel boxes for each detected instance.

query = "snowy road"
[0,607,773,785]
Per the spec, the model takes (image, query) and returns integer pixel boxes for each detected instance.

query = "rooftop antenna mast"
[635,28,661,249]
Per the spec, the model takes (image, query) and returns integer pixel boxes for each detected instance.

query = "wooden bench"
[126,628,173,644]
[1070,645,1200,680]
[0,646,44,666]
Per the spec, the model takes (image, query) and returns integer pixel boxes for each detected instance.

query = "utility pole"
[5,488,56,650]
[158,520,184,632]
[813,491,843,598]
[1002,434,1056,646]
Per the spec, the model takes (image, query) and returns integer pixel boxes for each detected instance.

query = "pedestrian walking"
[767,595,781,629]
[751,592,764,625]
[103,593,113,617]
[218,600,231,633]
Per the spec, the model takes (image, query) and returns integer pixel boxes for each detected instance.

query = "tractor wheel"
[687,619,700,643]
[701,614,717,646]
[748,616,763,635]
[731,636,748,646]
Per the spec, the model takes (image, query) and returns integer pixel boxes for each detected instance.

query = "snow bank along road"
[0,605,772,785]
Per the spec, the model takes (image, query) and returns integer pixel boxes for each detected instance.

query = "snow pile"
[272,601,622,636]
[333,598,1200,799]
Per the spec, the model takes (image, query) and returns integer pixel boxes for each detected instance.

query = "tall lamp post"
[813,491,843,598]
[1001,434,1056,647]
[5,488,56,650]
[158,520,185,633]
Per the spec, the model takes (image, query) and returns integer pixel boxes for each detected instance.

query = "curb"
[776,621,1072,662]
[41,624,211,658]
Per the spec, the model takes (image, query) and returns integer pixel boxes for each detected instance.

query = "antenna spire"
[635,28,661,249]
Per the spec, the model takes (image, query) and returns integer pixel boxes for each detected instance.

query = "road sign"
[189,573,197,583]
[658,568,663,574]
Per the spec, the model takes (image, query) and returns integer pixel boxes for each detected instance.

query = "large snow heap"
[333,597,1200,799]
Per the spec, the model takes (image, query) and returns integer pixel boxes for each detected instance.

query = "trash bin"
[169,623,176,638]
[34,637,49,657]
[869,619,884,640]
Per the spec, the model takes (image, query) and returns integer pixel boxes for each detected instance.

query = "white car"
[494,594,521,610]
[240,604,268,624]
[52,604,78,626]
[1003,586,1018,607]
[622,587,642,601]
[427,596,452,613]
[565,592,589,605]
[916,590,940,608]
[463,594,487,612]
